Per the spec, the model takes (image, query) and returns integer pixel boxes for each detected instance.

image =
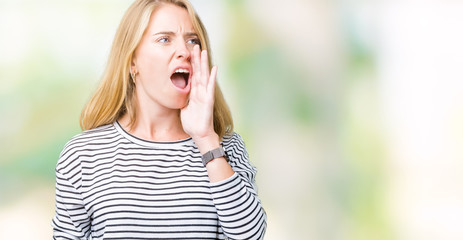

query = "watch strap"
[202,147,226,166]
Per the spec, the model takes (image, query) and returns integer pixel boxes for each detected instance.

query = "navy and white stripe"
[52,122,266,239]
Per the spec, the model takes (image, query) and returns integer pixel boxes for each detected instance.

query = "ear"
[129,57,138,82]
[130,57,137,74]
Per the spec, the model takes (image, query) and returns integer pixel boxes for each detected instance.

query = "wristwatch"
[202,146,227,167]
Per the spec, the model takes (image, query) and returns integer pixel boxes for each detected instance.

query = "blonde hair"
[80,0,233,138]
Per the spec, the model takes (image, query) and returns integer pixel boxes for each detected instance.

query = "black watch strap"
[202,147,226,167]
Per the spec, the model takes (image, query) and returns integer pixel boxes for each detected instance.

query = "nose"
[175,40,191,60]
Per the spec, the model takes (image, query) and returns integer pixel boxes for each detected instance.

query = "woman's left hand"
[180,45,218,142]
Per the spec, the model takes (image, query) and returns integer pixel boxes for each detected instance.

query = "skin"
[119,4,234,182]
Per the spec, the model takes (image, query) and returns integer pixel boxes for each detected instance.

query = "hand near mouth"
[180,45,219,149]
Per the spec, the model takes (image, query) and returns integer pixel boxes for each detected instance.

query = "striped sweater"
[52,122,266,239]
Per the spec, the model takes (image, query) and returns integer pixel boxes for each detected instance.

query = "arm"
[208,133,267,240]
[180,44,235,183]
[52,170,91,240]
[181,45,266,239]
[195,133,267,239]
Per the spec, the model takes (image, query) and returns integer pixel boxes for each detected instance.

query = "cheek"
[137,55,167,81]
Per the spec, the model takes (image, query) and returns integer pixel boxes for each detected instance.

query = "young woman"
[51,0,267,239]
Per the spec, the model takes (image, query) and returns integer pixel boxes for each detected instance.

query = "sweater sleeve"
[209,133,267,240]
[52,169,92,240]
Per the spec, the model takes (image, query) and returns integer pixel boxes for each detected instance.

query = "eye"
[157,37,169,43]
[187,38,200,45]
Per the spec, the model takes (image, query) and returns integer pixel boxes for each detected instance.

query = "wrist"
[192,132,220,154]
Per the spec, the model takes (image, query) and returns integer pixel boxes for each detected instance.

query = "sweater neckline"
[113,121,194,148]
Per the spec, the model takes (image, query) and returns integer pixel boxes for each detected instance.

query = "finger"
[200,49,209,87]
[192,45,201,87]
[208,65,217,96]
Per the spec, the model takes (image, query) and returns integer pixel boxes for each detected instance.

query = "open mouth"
[170,68,190,89]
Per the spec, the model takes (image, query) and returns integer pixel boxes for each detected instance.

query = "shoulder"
[222,132,258,177]
[62,123,118,152]
[56,123,118,171]
[222,132,246,148]
[222,132,249,160]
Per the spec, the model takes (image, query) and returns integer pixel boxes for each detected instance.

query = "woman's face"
[132,4,199,111]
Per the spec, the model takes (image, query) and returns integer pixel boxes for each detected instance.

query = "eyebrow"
[152,31,198,37]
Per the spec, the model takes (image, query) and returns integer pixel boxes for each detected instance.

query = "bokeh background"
[1,0,463,239]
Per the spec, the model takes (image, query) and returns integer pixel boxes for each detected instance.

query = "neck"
[119,101,189,142]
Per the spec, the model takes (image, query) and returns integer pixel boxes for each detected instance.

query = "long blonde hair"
[80,0,233,138]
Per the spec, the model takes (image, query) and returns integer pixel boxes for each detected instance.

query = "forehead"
[147,4,194,33]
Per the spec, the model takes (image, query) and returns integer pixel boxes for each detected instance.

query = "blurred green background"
[1,0,463,239]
